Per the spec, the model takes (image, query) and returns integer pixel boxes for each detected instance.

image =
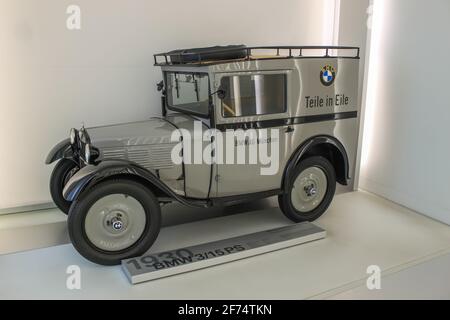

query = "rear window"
[220,74,286,118]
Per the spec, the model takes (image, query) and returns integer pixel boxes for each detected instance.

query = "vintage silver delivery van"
[46,45,360,265]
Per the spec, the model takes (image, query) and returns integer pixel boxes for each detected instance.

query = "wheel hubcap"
[104,210,128,233]
[304,184,317,197]
[291,166,327,213]
[84,194,147,251]
[111,217,123,231]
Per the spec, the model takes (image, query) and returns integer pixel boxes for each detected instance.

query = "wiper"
[174,74,180,98]
[193,74,199,102]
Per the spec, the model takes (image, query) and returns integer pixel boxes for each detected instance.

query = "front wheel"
[68,179,161,265]
[279,156,336,222]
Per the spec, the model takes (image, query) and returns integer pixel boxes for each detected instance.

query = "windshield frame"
[164,71,211,118]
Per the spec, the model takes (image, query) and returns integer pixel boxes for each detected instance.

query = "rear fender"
[283,135,350,189]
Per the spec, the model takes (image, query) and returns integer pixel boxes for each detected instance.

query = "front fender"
[45,138,73,164]
[62,160,156,201]
[62,159,200,207]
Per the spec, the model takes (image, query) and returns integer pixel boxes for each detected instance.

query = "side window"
[166,72,210,117]
[220,74,286,118]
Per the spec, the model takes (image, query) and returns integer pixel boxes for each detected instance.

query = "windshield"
[166,72,210,117]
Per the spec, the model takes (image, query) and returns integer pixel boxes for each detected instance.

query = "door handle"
[285,126,294,133]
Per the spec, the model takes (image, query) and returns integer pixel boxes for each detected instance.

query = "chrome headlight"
[79,129,86,143]
[84,143,91,163]
[70,128,77,145]
[78,127,91,144]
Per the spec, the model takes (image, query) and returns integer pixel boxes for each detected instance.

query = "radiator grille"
[101,144,175,170]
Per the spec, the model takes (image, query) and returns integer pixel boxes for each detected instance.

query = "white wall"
[360,0,450,224]
[0,0,335,209]
[337,0,370,190]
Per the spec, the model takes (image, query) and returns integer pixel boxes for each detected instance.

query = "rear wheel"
[68,179,161,265]
[50,159,79,214]
[279,156,336,222]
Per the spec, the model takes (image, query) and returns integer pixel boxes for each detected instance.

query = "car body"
[46,45,361,265]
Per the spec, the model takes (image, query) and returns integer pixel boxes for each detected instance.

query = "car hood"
[87,117,178,148]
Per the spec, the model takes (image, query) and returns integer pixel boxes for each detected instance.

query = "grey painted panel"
[210,58,360,196]
[87,117,184,192]
[166,114,212,198]
[88,118,175,146]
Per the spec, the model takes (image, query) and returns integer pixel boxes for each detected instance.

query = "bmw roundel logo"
[320,65,336,86]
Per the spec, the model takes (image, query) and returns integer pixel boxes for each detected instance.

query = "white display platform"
[0,191,449,299]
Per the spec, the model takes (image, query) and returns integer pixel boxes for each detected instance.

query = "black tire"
[50,159,79,214]
[279,156,336,222]
[68,179,161,265]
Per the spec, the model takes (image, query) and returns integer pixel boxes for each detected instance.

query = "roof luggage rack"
[154,45,360,66]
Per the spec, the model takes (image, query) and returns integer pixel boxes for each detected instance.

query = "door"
[213,71,291,197]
